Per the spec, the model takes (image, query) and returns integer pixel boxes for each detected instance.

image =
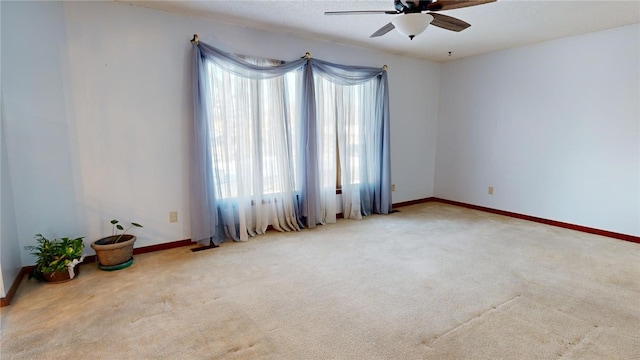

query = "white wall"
[435,24,640,236]
[389,56,440,202]
[1,1,439,266]
[1,111,21,298]
[1,1,22,297]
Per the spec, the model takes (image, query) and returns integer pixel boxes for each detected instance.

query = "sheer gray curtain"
[190,42,391,245]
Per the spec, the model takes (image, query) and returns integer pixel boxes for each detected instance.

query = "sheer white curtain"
[314,78,338,223]
[204,57,303,241]
[314,74,380,220]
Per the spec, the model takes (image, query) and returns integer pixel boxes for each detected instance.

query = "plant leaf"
[131,223,143,228]
[116,224,124,231]
[110,220,119,225]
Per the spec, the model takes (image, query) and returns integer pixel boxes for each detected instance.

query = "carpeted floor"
[2,202,639,359]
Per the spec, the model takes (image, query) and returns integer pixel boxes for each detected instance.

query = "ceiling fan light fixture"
[392,13,434,40]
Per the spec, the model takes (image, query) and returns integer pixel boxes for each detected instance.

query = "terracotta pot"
[91,235,136,268]
[43,265,80,283]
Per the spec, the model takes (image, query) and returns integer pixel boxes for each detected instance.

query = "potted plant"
[91,220,143,271]
[24,234,85,283]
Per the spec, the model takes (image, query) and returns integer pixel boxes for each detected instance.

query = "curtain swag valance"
[190,38,392,245]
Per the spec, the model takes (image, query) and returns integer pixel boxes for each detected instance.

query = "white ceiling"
[124,0,640,62]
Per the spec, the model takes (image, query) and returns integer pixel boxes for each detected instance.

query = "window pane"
[204,58,302,200]
[314,74,378,188]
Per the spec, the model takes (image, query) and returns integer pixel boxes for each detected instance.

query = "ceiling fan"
[325,0,496,40]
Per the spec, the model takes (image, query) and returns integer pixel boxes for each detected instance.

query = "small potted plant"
[91,220,143,271]
[25,234,85,283]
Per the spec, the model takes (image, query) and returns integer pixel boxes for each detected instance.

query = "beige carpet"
[2,202,639,359]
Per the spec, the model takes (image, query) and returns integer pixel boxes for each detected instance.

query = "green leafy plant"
[110,219,143,243]
[25,234,85,281]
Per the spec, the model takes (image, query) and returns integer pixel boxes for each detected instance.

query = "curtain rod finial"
[304,52,311,60]
[383,65,388,71]
[191,34,199,45]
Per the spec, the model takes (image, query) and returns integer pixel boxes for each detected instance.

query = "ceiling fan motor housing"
[397,0,440,13]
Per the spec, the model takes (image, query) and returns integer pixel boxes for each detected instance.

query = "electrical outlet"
[391,184,396,191]
[488,186,494,195]
[169,211,178,223]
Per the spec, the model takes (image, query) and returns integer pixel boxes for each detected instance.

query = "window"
[206,56,374,200]
[315,74,379,191]
[190,41,391,244]
[205,57,303,200]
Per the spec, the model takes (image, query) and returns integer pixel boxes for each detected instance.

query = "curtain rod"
[191,36,387,70]
[303,51,386,70]
[303,51,387,70]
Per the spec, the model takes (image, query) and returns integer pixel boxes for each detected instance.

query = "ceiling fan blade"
[370,22,396,38]
[325,10,397,15]
[429,13,471,32]
[428,0,496,11]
